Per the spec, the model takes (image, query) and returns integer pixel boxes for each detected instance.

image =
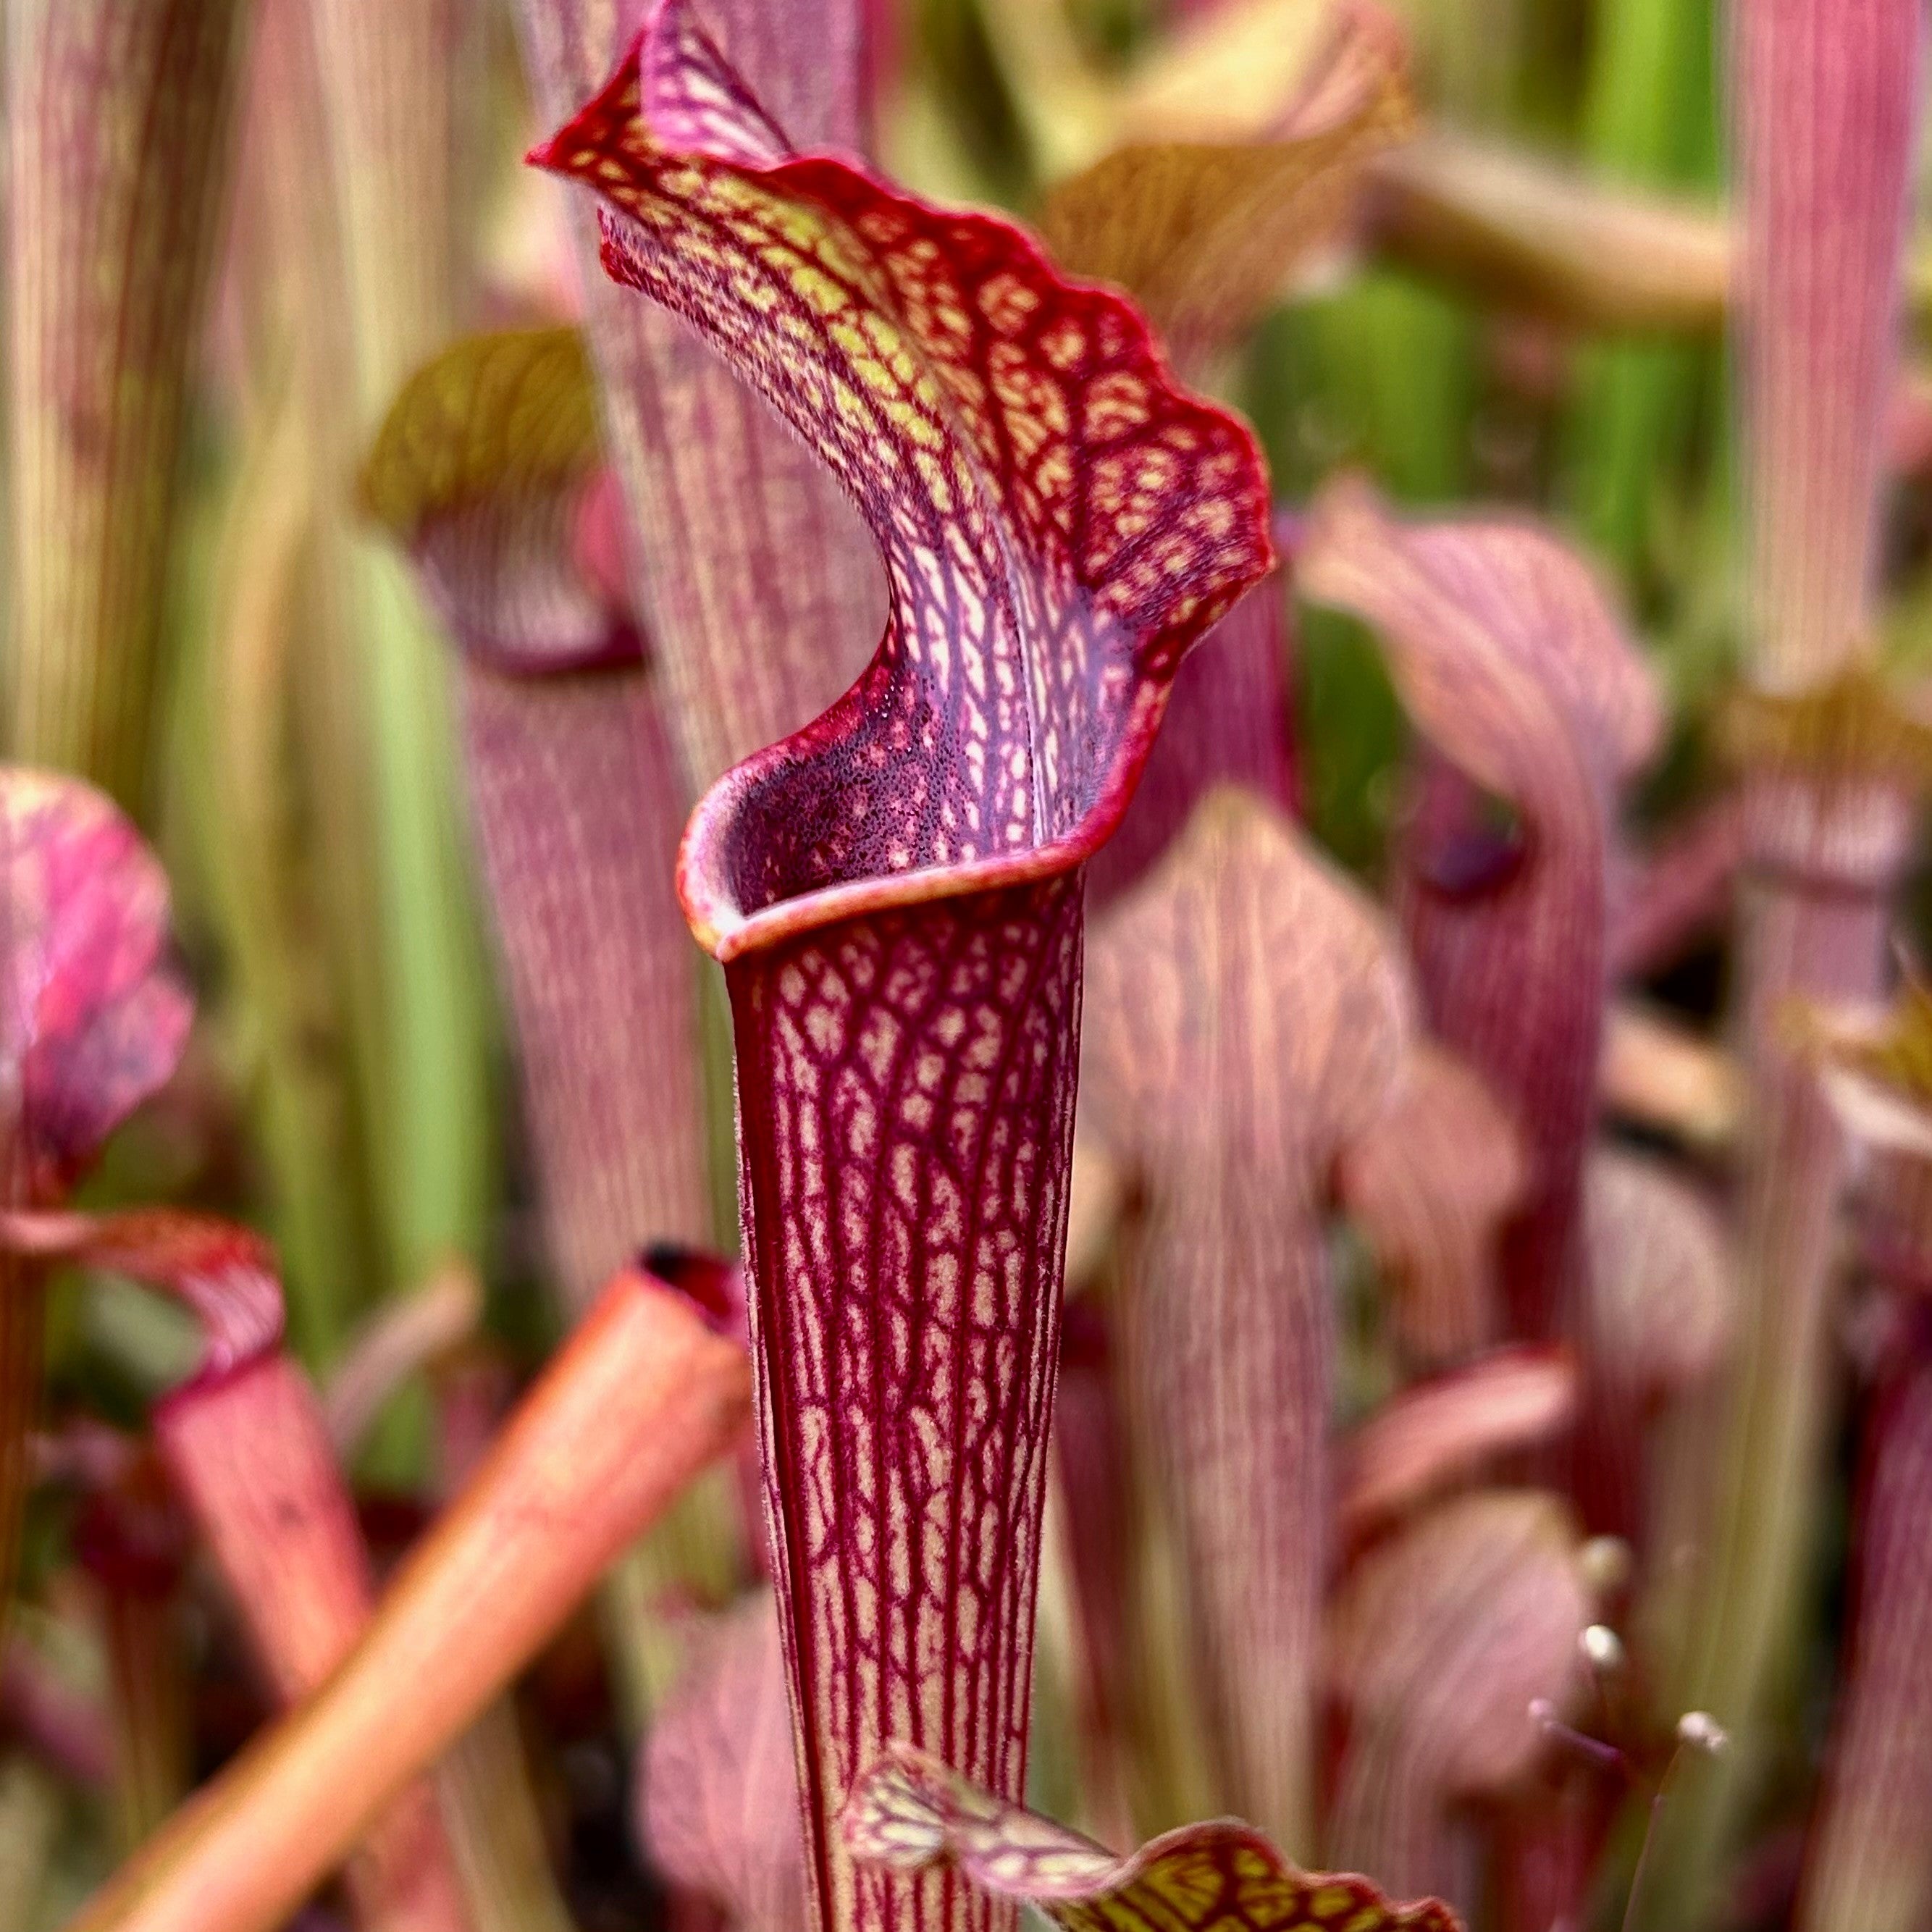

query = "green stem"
[1561,0,1719,582]
[0,1752,63,1931]
[304,0,497,1304]
[435,1703,576,1932]
[190,398,376,1364]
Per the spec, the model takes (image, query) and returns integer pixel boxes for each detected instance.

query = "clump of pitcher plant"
[13,1,1932,1931]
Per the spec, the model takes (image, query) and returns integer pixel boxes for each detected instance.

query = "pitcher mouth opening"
[676,673,1176,964]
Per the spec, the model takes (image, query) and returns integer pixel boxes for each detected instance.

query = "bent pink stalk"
[1084,788,1410,1850]
[1300,478,1660,1361]
[534,10,1272,1931]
